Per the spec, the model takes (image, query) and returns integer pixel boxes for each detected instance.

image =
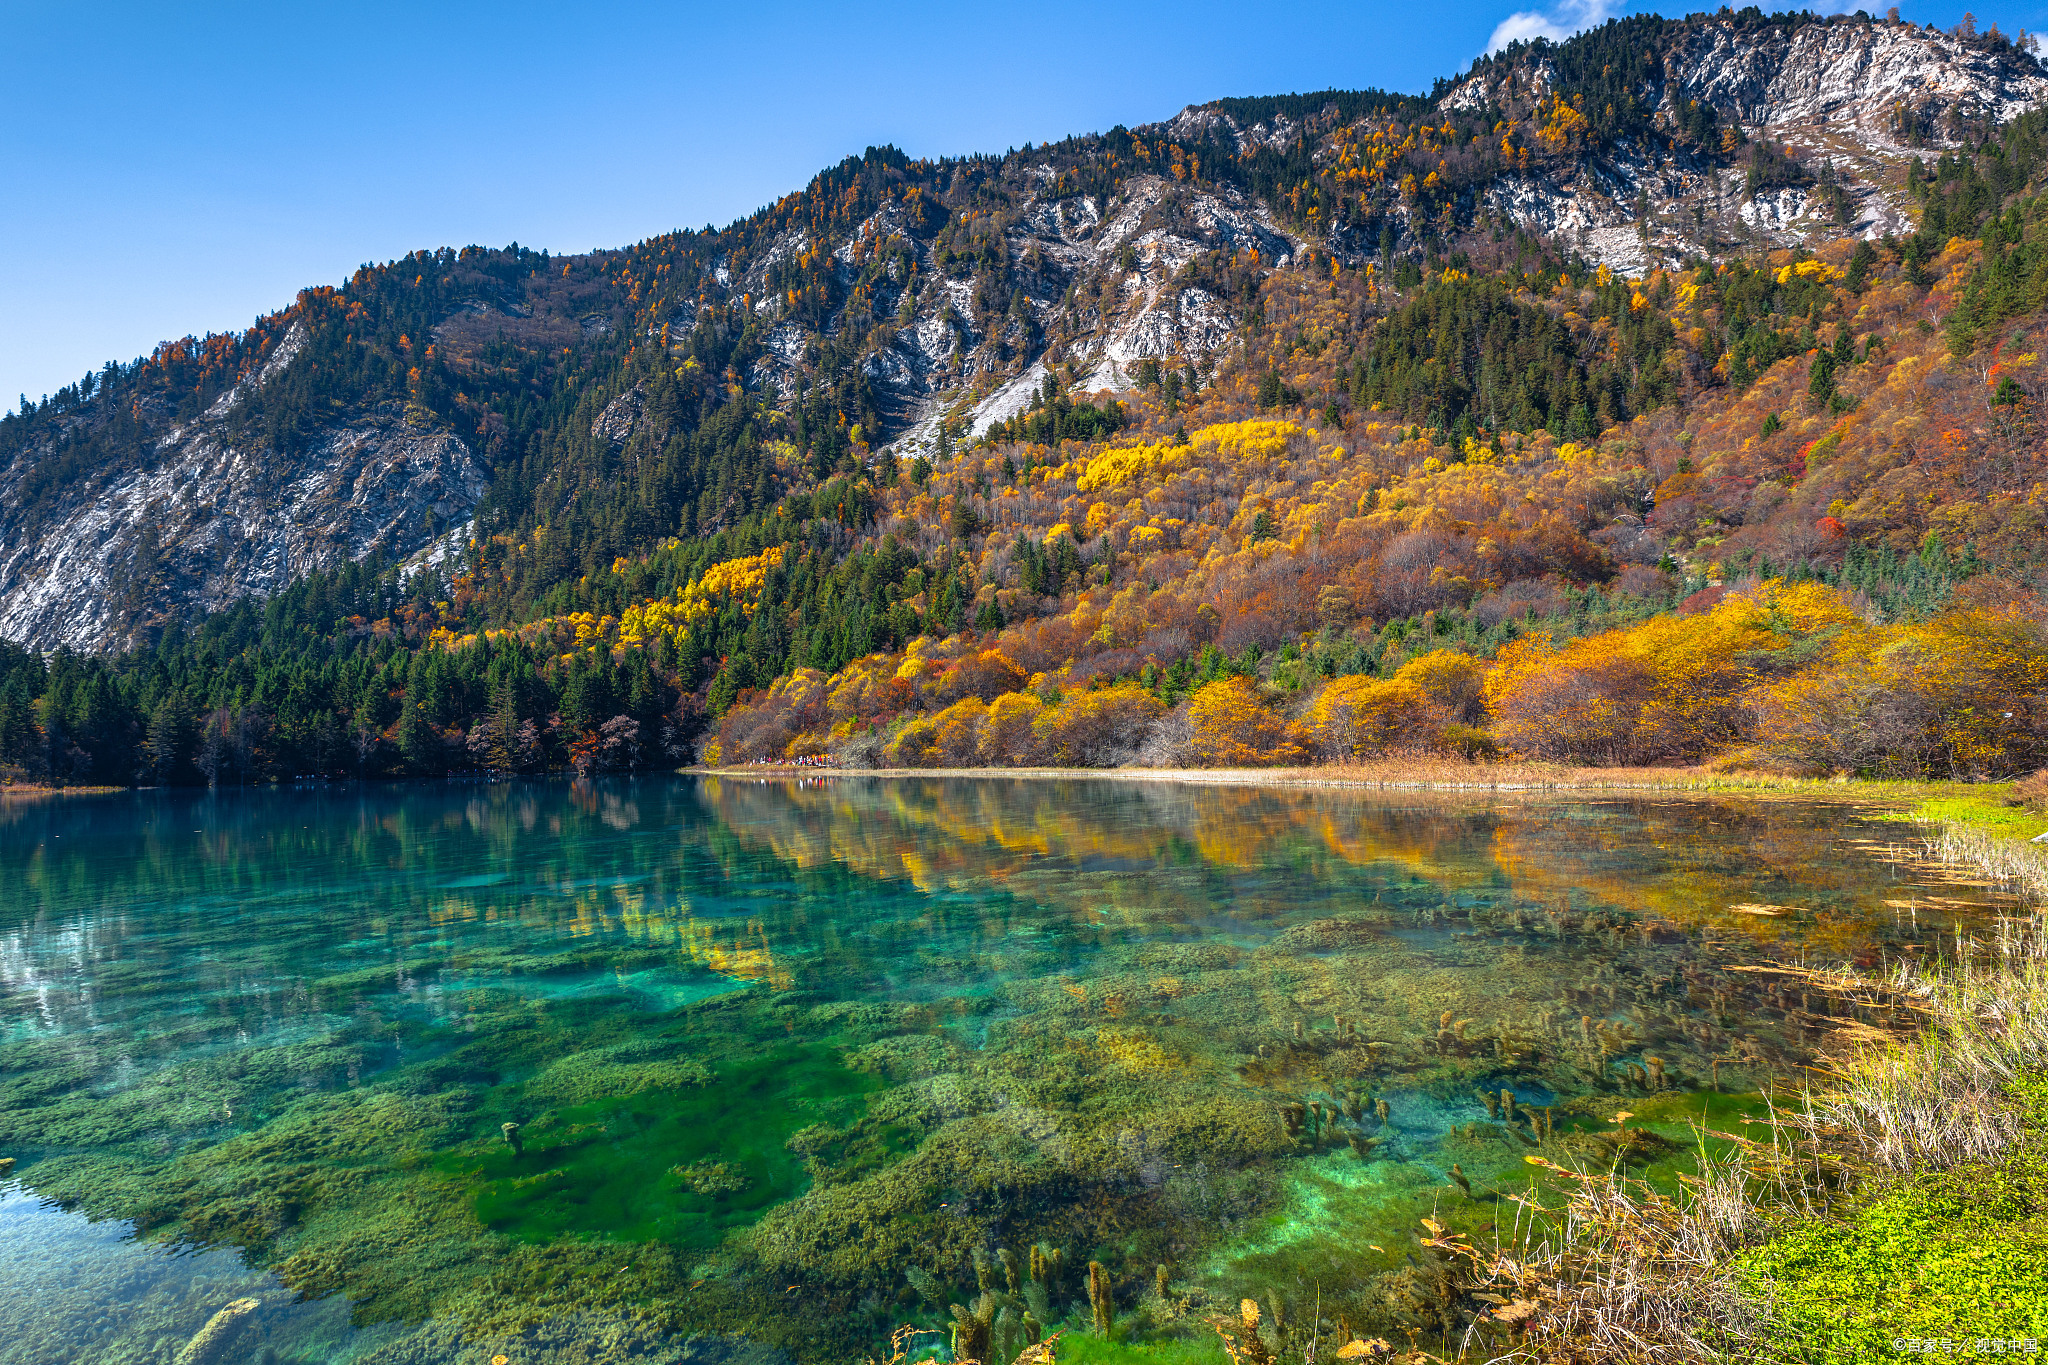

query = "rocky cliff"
[1438,15,2048,274]
[0,410,485,652]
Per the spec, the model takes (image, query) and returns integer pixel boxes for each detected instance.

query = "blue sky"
[5,1,2046,413]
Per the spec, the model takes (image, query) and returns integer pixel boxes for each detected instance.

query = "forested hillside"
[2,10,2046,785]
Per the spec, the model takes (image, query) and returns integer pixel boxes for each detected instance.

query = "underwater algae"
[0,777,2008,1362]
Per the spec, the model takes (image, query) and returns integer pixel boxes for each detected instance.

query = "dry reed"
[1803,825,2048,1173]
[1453,1121,1816,1364]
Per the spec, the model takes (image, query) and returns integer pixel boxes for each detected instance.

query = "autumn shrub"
[1187,677,1306,766]
[1487,582,1860,764]
[1438,723,1501,761]
[1391,648,1487,723]
[980,691,1044,765]
[714,667,834,762]
[1751,605,2048,778]
[881,713,941,768]
[934,650,1028,704]
[1486,642,1658,764]
[931,696,990,766]
[1305,650,1486,760]
[1030,684,1164,767]
[1306,675,1433,758]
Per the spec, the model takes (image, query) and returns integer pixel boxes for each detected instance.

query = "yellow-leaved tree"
[1189,678,1307,766]
[1751,604,2048,778]
[1033,685,1165,767]
[1486,582,1862,765]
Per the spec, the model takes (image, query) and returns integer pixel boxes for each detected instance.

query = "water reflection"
[0,1182,405,1365]
[0,778,2004,1360]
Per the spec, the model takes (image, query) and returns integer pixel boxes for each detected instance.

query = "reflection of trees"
[3,780,1983,1126]
[0,782,766,1082]
[704,777,1515,929]
[706,779,1937,947]
[1486,799,1918,951]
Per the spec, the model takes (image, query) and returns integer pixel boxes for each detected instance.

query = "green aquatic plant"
[455,1041,881,1247]
[950,1291,996,1362]
[906,1264,948,1308]
[1088,1260,1115,1336]
[521,1044,715,1105]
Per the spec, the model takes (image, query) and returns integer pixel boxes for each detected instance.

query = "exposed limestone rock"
[0,406,486,652]
[592,382,646,448]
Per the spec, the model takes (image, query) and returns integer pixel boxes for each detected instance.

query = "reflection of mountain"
[708,778,1994,954]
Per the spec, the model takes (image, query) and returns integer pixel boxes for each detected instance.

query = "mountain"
[2,8,2047,786]
[4,9,2039,656]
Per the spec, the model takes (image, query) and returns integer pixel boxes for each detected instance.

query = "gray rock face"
[0,407,486,652]
[875,174,1301,457]
[591,383,646,448]
[1432,19,2048,274]
[1667,20,2048,141]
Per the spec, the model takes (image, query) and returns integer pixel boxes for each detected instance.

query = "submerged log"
[172,1297,260,1365]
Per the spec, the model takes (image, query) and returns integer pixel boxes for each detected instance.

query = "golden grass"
[1447,1138,1784,1364]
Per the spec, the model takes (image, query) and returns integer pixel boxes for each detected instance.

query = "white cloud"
[1484,0,1623,54]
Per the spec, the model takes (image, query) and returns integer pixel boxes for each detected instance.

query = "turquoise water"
[0,778,2000,1363]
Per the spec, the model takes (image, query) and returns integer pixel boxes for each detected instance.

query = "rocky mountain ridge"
[3,9,2042,653]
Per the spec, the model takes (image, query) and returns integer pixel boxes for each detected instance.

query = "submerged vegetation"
[2,778,2026,1363]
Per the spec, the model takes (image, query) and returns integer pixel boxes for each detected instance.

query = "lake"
[0,777,1997,1364]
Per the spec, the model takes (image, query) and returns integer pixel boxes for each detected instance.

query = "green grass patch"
[1741,1166,2048,1362]
[1876,791,2048,842]
[1743,1079,2048,1363]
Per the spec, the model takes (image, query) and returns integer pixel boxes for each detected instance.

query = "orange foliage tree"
[1485,582,1860,764]
[1188,678,1307,766]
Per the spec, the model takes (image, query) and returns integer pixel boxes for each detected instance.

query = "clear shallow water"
[0,778,2004,1363]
